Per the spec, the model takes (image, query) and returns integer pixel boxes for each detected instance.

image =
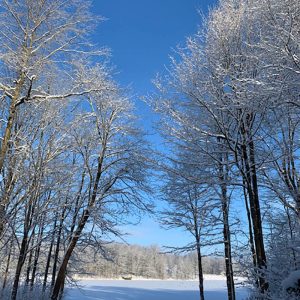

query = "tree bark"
[11,199,35,300]
[43,214,58,291]
[25,230,36,286]
[30,221,44,288]
[196,238,205,300]
[242,178,257,268]
[2,237,13,292]
[239,116,268,292]
[11,230,29,300]
[221,195,235,300]
[51,204,68,288]
[248,138,268,291]
[0,70,30,239]
[217,149,236,300]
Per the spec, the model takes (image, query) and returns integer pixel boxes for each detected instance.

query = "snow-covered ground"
[65,276,249,300]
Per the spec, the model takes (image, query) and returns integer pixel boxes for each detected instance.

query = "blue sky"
[92,0,217,248]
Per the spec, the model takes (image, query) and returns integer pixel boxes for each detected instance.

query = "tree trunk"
[242,178,257,268]
[11,231,29,300]
[239,117,268,292]
[30,222,44,288]
[25,230,36,286]
[248,138,268,291]
[217,149,236,300]
[0,73,26,237]
[43,214,58,291]
[51,209,90,300]
[2,237,13,292]
[11,200,35,300]
[221,196,235,300]
[285,207,297,268]
[51,204,67,288]
[196,238,205,300]
[69,170,85,240]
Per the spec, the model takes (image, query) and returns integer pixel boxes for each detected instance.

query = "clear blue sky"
[92,0,217,248]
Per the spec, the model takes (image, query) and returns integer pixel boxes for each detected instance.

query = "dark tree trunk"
[0,203,6,239]
[217,148,236,300]
[196,238,205,300]
[30,222,44,288]
[11,202,35,300]
[69,170,85,241]
[242,178,257,268]
[239,116,268,292]
[248,138,268,291]
[285,207,297,268]
[191,196,205,300]
[43,214,58,290]
[25,230,35,286]
[0,73,26,237]
[221,197,235,300]
[2,237,13,292]
[11,231,29,300]
[51,204,68,288]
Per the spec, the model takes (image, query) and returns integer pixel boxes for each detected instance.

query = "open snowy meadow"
[65,276,249,300]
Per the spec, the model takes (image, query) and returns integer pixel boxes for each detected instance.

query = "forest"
[74,244,227,280]
[0,0,299,299]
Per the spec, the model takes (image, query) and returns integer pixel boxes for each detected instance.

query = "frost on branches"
[151,0,300,299]
[0,0,300,300]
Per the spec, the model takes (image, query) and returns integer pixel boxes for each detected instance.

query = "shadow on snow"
[65,285,242,300]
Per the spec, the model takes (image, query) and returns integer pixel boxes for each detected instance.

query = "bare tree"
[50,72,151,299]
[159,152,219,300]
[0,0,103,237]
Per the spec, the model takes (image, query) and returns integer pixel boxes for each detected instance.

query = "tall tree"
[0,0,103,237]
[51,72,150,299]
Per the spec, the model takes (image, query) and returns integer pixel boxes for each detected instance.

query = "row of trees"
[76,244,226,280]
[152,0,300,299]
[0,1,151,300]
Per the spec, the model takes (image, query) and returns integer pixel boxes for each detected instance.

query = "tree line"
[74,244,227,280]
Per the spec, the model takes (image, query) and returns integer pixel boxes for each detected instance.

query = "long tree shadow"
[65,285,248,300]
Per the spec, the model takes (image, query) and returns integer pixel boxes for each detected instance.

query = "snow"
[64,276,249,300]
[282,270,300,290]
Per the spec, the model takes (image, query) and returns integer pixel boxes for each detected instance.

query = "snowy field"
[65,276,249,300]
